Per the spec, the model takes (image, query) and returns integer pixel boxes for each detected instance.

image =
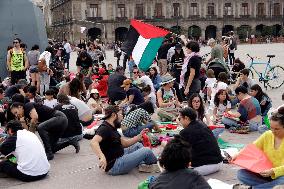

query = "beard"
[113,118,121,129]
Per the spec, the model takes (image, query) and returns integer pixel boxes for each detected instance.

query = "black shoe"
[70,138,80,153]
[46,153,54,161]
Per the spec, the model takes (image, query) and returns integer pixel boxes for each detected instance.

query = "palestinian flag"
[121,19,170,71]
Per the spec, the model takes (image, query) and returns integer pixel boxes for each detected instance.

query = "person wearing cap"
[87,89,103,114]
[170,44,185,83]
[107,66,127,104]
[91,105,158,175]
[94,68,108,98]
[0,120,50,181]
[157,74,181,121]
[120,79,145,106]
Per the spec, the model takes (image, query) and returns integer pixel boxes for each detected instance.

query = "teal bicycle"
[246,54,284,89]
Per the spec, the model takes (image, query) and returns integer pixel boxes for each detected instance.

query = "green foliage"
[261,26,273,37]
[237,26,251,40]
[188,26,201,38]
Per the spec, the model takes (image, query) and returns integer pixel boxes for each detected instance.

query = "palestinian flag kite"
[121,19,170,71]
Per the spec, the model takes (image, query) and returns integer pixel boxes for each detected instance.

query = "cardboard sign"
[232,144,273,173]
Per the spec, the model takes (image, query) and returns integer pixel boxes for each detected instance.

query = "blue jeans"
[238,169,284,189]
[222,117,262,131]
[122,123,155,138]
[212,128,225,139]
[108,143,157,175]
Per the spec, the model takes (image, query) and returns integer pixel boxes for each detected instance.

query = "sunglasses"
[133,72,139,74]
[13,41,19,44]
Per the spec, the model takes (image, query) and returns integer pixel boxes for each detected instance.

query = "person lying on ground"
[121,101,161,138]
[234,107,284,189]
[91,105,158,175]
[149,135,211,189]
[0,120,50,182]
[178,107,223,176]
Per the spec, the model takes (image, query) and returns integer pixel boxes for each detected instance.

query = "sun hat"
[160,74,176,85]
[90,89,99,94]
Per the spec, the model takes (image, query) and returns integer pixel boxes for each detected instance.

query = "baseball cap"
[121,79,132,88]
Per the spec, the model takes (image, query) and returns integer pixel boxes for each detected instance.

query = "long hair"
[250,84,267,103]
[214,89,230,106]
[188,93,205,120]
[69,78,83,98]
[149,67,158,80]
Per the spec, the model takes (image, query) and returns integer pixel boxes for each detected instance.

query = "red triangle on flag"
[131,19,170,39]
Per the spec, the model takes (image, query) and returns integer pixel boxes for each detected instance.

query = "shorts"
[30,67,39,73]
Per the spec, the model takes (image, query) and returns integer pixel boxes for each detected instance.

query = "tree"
[262,26,273,37]
[237,26,251,40]
[188,26,201,39]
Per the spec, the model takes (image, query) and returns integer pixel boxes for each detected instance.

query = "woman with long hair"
[250,84,272,117]
[149,67,162,91]
[188,93,210,124]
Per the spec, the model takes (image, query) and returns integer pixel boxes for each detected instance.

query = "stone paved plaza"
[1,43,284,189]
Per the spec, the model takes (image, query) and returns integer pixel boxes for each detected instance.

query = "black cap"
[102,105,120,120]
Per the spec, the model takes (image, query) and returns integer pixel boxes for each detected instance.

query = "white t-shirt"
[15,130,50,176]
[64,42,72,54]
[69,96,92,120]
[44,99,58,108]
[216,101,231,116]
[205,78,217,88]
[209,81,228,108]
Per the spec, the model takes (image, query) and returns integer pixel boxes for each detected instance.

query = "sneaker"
[138,164,161,173]
[233,184,252,189]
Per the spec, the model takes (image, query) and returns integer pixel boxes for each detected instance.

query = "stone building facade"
[47,0,284,43]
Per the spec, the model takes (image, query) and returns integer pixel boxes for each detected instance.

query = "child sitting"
[44,89,58,108]
[142,85,157,108]
[107,63,114,74]
[213,89,231,123]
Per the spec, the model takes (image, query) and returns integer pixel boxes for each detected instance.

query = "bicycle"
[246,54,284,89]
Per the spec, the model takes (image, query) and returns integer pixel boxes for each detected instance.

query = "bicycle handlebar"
[246,54,254,60]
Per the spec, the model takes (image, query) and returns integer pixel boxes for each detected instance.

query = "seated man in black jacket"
[149,135,211,189]
[178,107,223,176]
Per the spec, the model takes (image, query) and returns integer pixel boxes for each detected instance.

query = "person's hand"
[98,155,107,171]
[184,87,189,96]
[140,128,149,136]
[259,169,274,177]
[0,137,5,143]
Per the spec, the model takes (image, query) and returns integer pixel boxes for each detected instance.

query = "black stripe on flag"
[120,26,140,56]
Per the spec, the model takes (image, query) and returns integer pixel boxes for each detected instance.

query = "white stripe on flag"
[132,35,150,66]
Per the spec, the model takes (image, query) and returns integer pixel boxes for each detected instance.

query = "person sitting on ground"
[120,79,145,106]
[121,101,161,138]
[188,93,211,124]
[4,79,28,99]
[204,69,216,102]
[213,89,232,122]
[59,77,86,100]
[250,84,272,117]
[149,67,162,91]
[149,135,211,189]
[107,66,127,105]
[178,107,223,176]
[142,85,157,108]
[87,89,103,114]
[231,58,245,81]
[25,86,42,104]
[0,120,50,182]
[54,94,82,153]
[235,107,284,189]
[69,96,94,126]
[91,105,158,175]
[93,68,108,98]
[43,89,58,108]
[131,67,140,86]
[10,102,68,160]
[235,68,255,91]
[157,75,181,122]
[138,70,155,92]
[107,64,114,74]
[222,86,262,132]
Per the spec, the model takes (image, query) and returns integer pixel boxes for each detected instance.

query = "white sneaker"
[138,164,161,173]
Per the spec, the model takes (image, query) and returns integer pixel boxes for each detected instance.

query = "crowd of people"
[0,33,284,189]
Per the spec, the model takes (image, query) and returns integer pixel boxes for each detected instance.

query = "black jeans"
[229,53,235,65]
[0,160,47,182]
[11,70,26,85]
[37,111,68,156]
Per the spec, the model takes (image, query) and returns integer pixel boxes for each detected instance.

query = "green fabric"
[138,180,150,189]
[138,37,164,71]
[218,138,245,150]
[264,115,271,129]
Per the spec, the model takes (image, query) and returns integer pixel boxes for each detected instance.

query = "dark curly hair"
[271,107,284,127]
[214,89,230,106]
[188,93,205,121]
[159,135,192,172]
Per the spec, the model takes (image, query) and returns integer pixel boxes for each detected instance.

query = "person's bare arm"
[91,135,107,171]
[6,52,11,71]
[24,54,29,70]
[184,68,195,95]
[157,91,171,108]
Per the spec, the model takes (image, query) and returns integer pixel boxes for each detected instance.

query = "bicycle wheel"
[267,65,284,89]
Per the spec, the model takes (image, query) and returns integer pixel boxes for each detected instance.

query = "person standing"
[63,39,72,70]
[39,47,54,96]
[157,40,172,75]
[7,38,29,85]
[170,44,185,84]
[228,31,237,66]
[27,45,40,93]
